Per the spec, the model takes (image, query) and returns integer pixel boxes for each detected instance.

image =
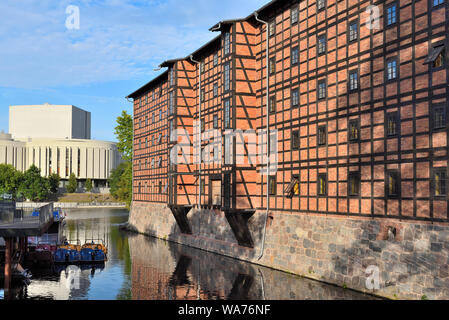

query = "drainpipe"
[254,11,270,261]
[190,55,202,209]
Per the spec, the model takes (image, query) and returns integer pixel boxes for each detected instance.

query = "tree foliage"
[110,110,133,208]
[67,173,78,193]
[48,173,61,194]
[85,178,93,193]
[0,164,23,199]
[20,165,50,202]
[109,161,132,208]
[114,110,133,161]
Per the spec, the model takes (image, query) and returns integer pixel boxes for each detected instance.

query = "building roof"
[126,70,169,99]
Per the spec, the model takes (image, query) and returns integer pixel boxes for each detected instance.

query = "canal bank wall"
[128,202,449,300]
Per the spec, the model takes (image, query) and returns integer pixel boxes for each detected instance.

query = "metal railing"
[0,202,54,227]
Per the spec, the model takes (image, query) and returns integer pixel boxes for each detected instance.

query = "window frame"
[433,168,447,198]
[348,19,359,42]
[317,79,327,100]
[269,20,276,37]
[223,31,231,56]
[317,34,327,55]
[317,0,326,11]
[292,130,300,149]
[291,46,299,65]
[385,2,398,28]
[318,174,328,197]
[291,7,299,25]
[431,0,445,9]
[269,96,276,114]
[349,69,359,92]
[269,176,277,195]
[269,57,276,75]
[386,57,399,81]
[318,125,327,146]
[386,112,400,137]
[348,119,360,142]
[386,170,400,198]
[224,62,231,92]
[432,104,447,131]
[223,99,232,129]
[291,88,300,108]
[348,171,361,197]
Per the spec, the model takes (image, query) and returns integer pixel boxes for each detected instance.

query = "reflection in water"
[1,208,376,300]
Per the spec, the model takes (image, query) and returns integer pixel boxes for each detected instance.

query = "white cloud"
[0,0,267,89]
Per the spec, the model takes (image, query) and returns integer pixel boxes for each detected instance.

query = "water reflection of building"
[128,234,375,300]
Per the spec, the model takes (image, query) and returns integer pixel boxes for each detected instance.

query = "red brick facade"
[129,0,449,223]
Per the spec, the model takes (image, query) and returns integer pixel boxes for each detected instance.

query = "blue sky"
[0,0,267,142]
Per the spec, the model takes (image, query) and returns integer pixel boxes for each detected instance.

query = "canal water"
[1,208,375,300]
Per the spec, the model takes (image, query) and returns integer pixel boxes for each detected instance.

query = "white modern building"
[0,104,121,192]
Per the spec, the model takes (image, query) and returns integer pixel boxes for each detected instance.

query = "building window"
[285,176,300,199]
[349,20,358,42]
[434,169,447,197]
[269,176,277,195]
[349,119,360,141]
[201,119,205,132]
[318,80,327,100]
[224,62,231,91]
[292,130,300,149]
[317,0,326,11]
[213,53,219,66]
[269,96,276,114]
[386,112,399,137]
[387,170,400,197]
[386,59,398,80]
[200,89,205,102]
[159,181,162,194]
[210,179,222,207]
[152,113,155,124]
[213,83,218,97]
[269,21,276,37]
[433,105,447,130]
[291,89,299,108]
[169,91,175,114]
[291,46,299,65]
[386,3,398,26]
[318,125,327,146]
[291,7,299,24]
[318,174,327,196]
[213,115,219,129]
[433,0,445,7]
[348,172,361,196]
[269,57,276,75]
[145,138,148,148]
[224,99,231,128]
[224,32,231,55]
[318,35,326,55]
[170,69,175,86]
[159,110,162,121]
[425,44,446,69]
[200,62,205,73]
[349,70,359,91]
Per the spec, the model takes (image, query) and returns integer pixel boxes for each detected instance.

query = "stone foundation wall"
[129,201,449,300]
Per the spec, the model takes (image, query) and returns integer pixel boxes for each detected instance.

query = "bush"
[67,173,78,193]
[48,173,61,194]
[85,178,93,193]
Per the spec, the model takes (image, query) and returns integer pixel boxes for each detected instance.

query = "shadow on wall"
[127,232,377,300]
[165,208,270,261]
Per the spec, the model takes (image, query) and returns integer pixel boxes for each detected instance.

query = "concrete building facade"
[128,0,449,299]
[1,104,121,191]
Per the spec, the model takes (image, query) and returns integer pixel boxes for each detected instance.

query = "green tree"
[109,161,132,208]
[19,165,50,202]
[48,173,61,194]
[114,110,133,161]
[0,164,23,199]
[85,178,93,193]
[67,173,78,193]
